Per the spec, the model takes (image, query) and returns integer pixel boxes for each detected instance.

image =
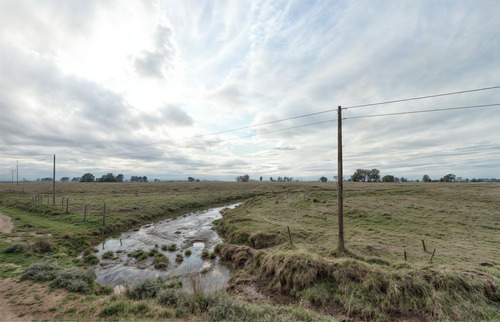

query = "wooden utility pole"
[16,160,18,186]
[52,154,56,207]
[337,106,345,253]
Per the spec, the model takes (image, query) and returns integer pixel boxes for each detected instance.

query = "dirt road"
[0,212,13,233]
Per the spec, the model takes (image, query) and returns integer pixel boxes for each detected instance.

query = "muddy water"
[93,204,239,293]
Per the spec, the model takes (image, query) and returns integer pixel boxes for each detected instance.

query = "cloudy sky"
[1,0,499,182]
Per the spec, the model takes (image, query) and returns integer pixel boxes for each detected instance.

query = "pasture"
[0,182,498,320]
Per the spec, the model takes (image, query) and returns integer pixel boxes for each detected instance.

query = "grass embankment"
[216,183,500,320]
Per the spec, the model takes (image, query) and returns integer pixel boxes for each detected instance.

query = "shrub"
[161,244,168,251]
[3,243,24,254]
[201,250,209,259]
[128,249,146,258]
[102,251,115,259]
[32,239,52,252]
[185,249,192,256]
[148,248,158,256]
[209,252,216,259]
[127,279,161,300]
[158,288,179,305]
[214,243,224,254]
[168,244,177,251]
[21,263,57,281]
[83,255,99,265]
[98,302,127,318]
[176,254,184,262]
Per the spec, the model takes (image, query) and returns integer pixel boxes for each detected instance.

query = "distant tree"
[154,179,160,182]
[188,177,195,182]
[382,175,395,182]
[99,173,117,182]
[236,174,250,182]
[270,177,275,182]
[142,176,148,182]
[259,176,263,182]
[71,177,80,182]
[60,177,70,182]
[277,177,283,182]
[320,176,328,182]
[80,173,95,182]
[368,169,381,182]
[442,174,456,182]
[116,174,124,182]
[400,177,408,182]
[422,174,431,182]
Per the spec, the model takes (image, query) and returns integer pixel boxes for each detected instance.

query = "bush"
[102,251,114,259]
[32,239,52,252]
[127,279,161,300]
[161,244,168,251]
[83,255,99,265]
[51,268,96,293]
[158,288,180,306]
[98,302,127,318]
[185,249,192,256]
[3,243,24,254]
[176,254,184,262]
[168,244,177,251]
[21,263,57,281]
[201,250,209,259]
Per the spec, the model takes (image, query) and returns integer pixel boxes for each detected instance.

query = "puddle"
[93,204,239,294]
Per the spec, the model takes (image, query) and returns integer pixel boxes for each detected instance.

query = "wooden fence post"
[421,240,427,252]
[84,204,87,221]
[404,251,407,262]
[66,198,69,214]
[430,249,436,263]
[102,202,106,225]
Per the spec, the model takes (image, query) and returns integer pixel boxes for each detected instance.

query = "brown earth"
[0,212,13,233]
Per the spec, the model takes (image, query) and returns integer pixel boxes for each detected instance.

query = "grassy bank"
[216,183,500,320]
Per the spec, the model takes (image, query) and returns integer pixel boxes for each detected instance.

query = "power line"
[344,85,500,110]
[344,103,500,120]
[124,85,500,150]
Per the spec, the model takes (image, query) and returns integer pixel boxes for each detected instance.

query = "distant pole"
[11,169,14,183]
[52,154,56,207]
[16,160,18,186]
[337,106,345,253]
[102,202,106,225]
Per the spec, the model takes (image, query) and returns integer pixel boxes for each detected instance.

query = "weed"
[167,244,177,251]
[126,279,161,300]
[3,243,24,254]
[161,244,168,251]
[31,239,52,252]
[98,301,127,318]
[176,253,184,262]
[185,249,192,256]
[82,255,99,265]
[201,250,209,259]
[209,252,216,259]
[101,251,114,259]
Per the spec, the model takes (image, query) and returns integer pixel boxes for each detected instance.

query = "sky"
[0,0,499,182]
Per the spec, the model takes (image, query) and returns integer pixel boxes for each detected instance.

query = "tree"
[236,174,250,182]
[259,176,263,182]
[422,174,431,182]
[187,177,195,182]
[80,173,95,182]
[368,169,381,182]
[270,177,275,182]
[116,174,124,182]
[142,176,148,182]
[71,177,80,182]
[382,175,395,182]
[320,176,328,182]
[60,177,70,182]
[442,174,456,182]
[99,173,117,182]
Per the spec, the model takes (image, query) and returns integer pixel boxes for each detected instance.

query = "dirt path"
[0,212,13,233]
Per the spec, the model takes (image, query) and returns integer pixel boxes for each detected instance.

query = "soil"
[0,212,13,233]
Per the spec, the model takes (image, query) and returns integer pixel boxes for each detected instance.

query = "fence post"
[66,198,69,214]
[84,204,87,221]
[287,225,293,246]
[102,202,106,225]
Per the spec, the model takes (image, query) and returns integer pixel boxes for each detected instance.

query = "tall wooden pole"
[52,154,56,207]
[16,160,18,186]
[337,106,345,253]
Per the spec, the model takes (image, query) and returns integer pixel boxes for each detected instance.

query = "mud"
[0,212,13,233]
[93,204,240,293]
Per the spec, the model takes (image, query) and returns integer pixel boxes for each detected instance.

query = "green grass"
[216,183,500,320]
[1,182,499,320]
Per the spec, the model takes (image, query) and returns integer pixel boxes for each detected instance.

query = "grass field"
[0,182,499,320]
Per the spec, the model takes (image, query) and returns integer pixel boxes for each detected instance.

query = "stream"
[92,203,239,294]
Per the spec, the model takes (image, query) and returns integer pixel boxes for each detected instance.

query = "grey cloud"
[134,25,176,79]
[160,105,194,127]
